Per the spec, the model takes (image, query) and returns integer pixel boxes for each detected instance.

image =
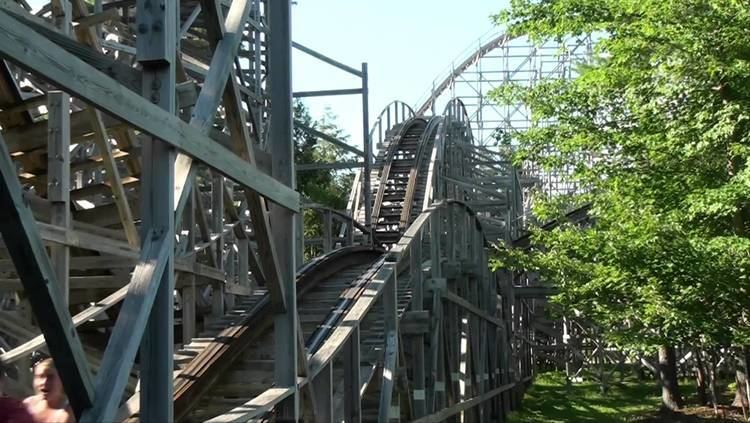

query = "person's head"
[33,358,64,405]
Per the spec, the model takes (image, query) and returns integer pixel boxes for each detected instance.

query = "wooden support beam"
[294,119,364,157]
[0,131,94,417]
[443,291,504,328]
[269,0,299,418]
[0,8,298,212]
[79,232,170,423]
[411,239,427,417]
[344,325,362,423]
[85,106,139,247]
[47,91,71,304]
[204,387,295,423]
[411,383,516,423]
[311,363,333,423]
[190,0,287,314]
[135,0,176,421]
[378,272,399,422]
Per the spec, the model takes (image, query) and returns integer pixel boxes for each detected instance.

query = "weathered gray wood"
[85,106,139,247]
[0,9,298,212]
[136,0,176,421]
[292,41,363,77]
[211,173,225,317]
[344,325,362,423]
[443,291,504,328]
[172,0,253,210]
[47,91,70,304]
[410,234,427,417]
[269,0,299,419]
[0,131,94,416]
[79,233,170,423]
[311,363,333,423]
[295,119,365,157]
[411,383,516,423]
[204,387,295,422]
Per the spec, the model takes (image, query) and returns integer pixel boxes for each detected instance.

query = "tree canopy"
[293,101,356,260]
[491,0,750,351]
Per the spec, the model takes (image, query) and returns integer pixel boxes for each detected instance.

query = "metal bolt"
[152,21,162,32]
[151,92,160,103]
[138,23,149,34]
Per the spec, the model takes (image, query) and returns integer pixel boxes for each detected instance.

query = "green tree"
[294,101,356,260]
[491,0,750,410]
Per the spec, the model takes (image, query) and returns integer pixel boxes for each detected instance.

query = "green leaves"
[491,0,750,350]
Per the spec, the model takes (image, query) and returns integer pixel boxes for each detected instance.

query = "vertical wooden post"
[211,173,225,317]
[322,209,332,253]
[379,268,399,422]
[410,232,426,418]
[49,0,71,305]
[269,0,299,418]
[182,188,197,345]
[344,325,362,423]
[47,92,70,305]
[312,363,333,423]
[361,62,372,245]
[136,0,176,420]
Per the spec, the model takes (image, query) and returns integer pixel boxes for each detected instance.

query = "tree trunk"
[695,350,708,406]
[733,347,750,408]
[659,345,683,411]
[709,349,719,415]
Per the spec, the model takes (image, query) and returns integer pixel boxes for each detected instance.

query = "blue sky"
[292,0,506,147]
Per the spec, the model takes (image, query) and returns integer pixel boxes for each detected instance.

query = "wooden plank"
[0,131,94,416]
[311,363,333,423]
[308,261,389,376]
[204,387,295,423]
[343,325,362,423]
[0,285,128,363]
[442,291,504,328]
[79,233,171,423]
[294,119,364,157]
[378,331,398,423]
[0,9,298,212]
[85,106,139,247]
[47,91,71,304]
[411,383,516,423]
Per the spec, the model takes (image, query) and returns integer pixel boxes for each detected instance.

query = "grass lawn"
[507,372,744,422]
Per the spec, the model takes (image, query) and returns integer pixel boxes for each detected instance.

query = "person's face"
[33,364,63,402]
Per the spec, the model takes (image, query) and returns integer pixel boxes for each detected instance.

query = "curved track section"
[121,98,528,422]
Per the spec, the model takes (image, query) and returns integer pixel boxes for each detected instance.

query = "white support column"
[136,0,176,421]
[269,0,299,419]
